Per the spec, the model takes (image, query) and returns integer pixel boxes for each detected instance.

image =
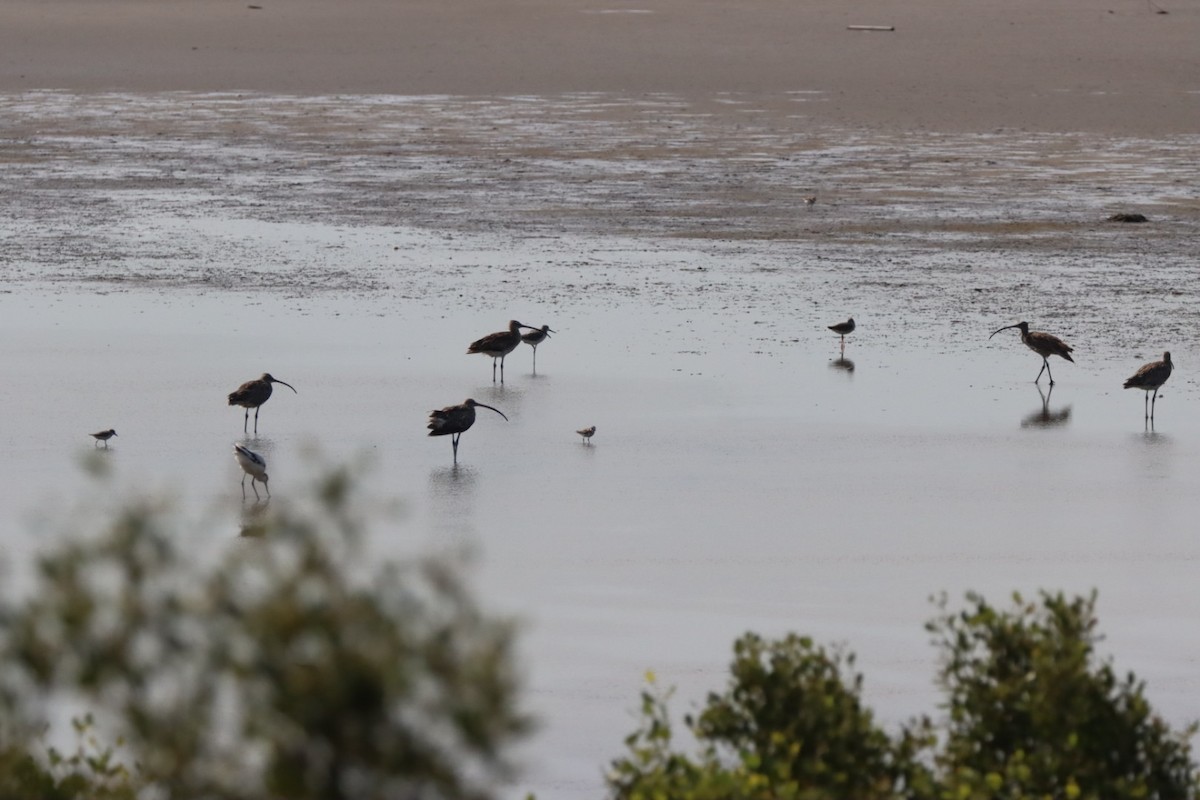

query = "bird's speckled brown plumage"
[468,320,533,382]
[428,398,508,462]
[1124,351,1173,419]
[228,373,296,434]
[989,321,1074,384]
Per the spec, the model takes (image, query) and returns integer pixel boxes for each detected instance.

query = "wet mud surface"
[4,91,1200,799]
[3,91,1199,359]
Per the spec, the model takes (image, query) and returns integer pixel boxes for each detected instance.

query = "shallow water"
[2,92,1199,798]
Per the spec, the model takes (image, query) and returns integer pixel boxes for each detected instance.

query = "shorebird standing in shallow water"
[828,317,855,351]
[989,321,1074,385]
[577,425,596,444]
[427,398,509,463]
[233,443,270,499]
[228,373,297,435]
[468,320,535,382]
[90,429,117,447]
[521,324,555,373]
[1124,351,1173,419]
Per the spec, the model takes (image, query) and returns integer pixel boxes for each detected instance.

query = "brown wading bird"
[468,320,536,382]
[90,429,117,447]
[428,399,509,463]
[521,324,555,372]
[1124,351,1173,419]
[989,321,1074,385]
[228,373,297,434]
[828,317,855,349]
[577,425,596,444]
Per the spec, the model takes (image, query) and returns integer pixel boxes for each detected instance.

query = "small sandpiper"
[576,425,596,444]
[90,429,118,447]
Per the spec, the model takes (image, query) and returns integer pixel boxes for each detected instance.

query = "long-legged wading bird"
[468,320,535,382]
[427,399,509,463]
[521,324,555,372]
[577,425,596,444]
[989,321,1074,385]
[228,373,297,434]
[1124,351,1173,419]
[828,318,855,350]
[90,429,117,447]
[233,443,270,499]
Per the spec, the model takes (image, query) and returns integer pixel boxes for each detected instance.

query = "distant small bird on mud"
[803,195,817,208]
[988,321,1074,385]
[90,429,117,447]
[828,317,855,350]
[577,426,596,444]
[1124,351,1173,419]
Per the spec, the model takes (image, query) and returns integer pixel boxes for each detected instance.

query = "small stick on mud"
[847,25,895,31]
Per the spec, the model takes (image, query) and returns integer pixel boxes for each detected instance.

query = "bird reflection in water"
[239,500,271,538]
[1020,384,1071,429]
[829,357,855,375]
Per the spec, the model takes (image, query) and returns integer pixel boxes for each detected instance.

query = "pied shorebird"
[989,321,1074,385]
[233,443,270,499]
[428,398,508,463]
[468,320,535,382]
[228,373,296,434]
[1124,351,1173,419]
[828,317,855,349]
[576,425,596,444]
[521,324,555,372]
[90,429,117,447]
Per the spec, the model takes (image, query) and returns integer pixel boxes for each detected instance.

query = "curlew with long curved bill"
[828,317,855,350]
[989,321,1074,385]
[468,320,536,382]
[1124,351,1172,419]
[90,429,117,447]
[428,398,509,463]
[521,324,555,372]
[233,443,270,499]
[576,425,596,444]
[228,373,297,434]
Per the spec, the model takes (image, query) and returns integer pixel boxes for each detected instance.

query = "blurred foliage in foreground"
[0,467,531,799]
[1,469,1196,800]
[609,592,1200,800]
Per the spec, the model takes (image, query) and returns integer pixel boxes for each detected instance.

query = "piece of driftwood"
[847,25,895,31]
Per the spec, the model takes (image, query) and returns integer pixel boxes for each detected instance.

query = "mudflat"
[3,0,1198,134]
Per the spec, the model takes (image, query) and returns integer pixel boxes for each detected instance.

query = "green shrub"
[0,466,531,800]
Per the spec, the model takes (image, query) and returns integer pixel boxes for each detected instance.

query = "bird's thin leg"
[492,358,497,382]
[243,408,250,433]
[264,480,271,498]
[254,407,260,435]
[532,346,537,373]
[500,355,506,383]
[1151,388,1159,418]
[241,473,248,499]
[452,433,460,463]
[251,480,260,500]
[1144,392,1150,418]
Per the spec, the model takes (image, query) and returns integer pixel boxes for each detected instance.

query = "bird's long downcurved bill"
[475,402,509,421]
[988,324,1020,340]
[275,379,298,393]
